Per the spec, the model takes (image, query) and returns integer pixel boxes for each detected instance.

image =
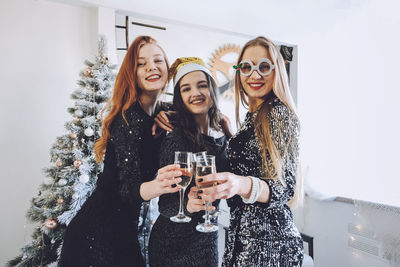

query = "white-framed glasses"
[235,58,275,76]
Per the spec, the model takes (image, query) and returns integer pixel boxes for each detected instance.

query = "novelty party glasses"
[236,58,275,76]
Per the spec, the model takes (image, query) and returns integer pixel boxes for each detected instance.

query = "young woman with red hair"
[59,36,181,267]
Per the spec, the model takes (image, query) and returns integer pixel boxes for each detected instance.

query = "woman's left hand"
[187,186,215,213]
[152,110,175,138]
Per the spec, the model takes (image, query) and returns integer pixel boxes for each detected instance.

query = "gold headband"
[168,57,207,81]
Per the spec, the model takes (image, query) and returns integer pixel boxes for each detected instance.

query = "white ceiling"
[48,0,376,43]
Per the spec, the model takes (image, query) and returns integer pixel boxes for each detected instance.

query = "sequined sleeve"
[110,112,144,206]
[265,103,300,208]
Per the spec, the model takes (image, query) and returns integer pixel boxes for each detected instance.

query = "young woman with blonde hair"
[191,36,304,266]
[59,36,182,267]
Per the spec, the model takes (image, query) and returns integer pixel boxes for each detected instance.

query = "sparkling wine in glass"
[195,155,218,232]
[170,151,193,223]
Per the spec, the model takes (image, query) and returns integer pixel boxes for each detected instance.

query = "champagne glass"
[195,155,218,232]
[195,152,220,221]
[193,151,207,163]
[193,153,220,221]
[170,151,193,223]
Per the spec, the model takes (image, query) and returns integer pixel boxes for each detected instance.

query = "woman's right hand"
[154,164,182,195]
[197,172,251,200]
[140,164,182,200]
[220,114,233,138]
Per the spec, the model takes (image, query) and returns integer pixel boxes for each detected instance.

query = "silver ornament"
[74,109,83,117]
[58,179,67,186]
[84,128,94,137]
[79,174,90,183]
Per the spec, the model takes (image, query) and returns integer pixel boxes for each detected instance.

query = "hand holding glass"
[170,151,193,223]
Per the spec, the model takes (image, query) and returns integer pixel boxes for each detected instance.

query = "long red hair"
[94,36,169,162]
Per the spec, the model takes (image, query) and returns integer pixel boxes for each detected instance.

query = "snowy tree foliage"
[8,36,116,267]
[8,36,161,267]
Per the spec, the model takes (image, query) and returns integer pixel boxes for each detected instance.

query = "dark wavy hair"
[173,72,221,152]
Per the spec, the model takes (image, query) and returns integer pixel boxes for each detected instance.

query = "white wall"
[295,196,392,267]
[295,0,400,207]
[0,0,97,265]
[97,6,117,64]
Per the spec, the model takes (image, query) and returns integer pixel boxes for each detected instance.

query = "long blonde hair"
[94,36,169,162]
[234,36,303,207]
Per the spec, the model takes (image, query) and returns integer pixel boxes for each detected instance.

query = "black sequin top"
[59,101,169,267]
[148,126,228,267]
[222,98,304,267]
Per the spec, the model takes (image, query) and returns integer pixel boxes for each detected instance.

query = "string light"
[351,251,360,258]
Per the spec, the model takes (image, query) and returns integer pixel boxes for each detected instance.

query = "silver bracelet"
[241,176,260,204]
[255,178,263,201]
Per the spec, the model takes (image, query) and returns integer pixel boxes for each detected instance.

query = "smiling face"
[239,45,275,105]
[179,71,213,116]
[136,43,168,93]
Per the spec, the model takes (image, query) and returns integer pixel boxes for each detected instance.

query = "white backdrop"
[0,0,97,265]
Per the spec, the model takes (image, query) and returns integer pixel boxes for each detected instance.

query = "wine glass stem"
[178,188,185,217]
[204,201,211,224]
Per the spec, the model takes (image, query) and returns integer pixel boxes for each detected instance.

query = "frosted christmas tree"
[8,36,116,267]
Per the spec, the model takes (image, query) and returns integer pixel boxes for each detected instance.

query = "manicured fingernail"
[198,189,203,194]
[172,184,177,188]
[197,196,202,199]
[198,178,203,183]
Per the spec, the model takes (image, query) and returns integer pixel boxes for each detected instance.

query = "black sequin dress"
[59,102,168,267]
[148,127,228,267]
[222,98,304,267]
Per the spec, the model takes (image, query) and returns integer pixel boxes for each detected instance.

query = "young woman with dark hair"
[148,57,229,267]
